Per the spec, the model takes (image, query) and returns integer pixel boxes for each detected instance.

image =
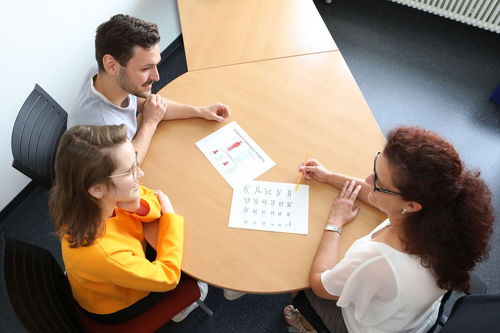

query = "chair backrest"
[426,290,452,333]
[427,272,488,333]
[2,236,82,333]
[11,84,67,188]
[439,294,500,333]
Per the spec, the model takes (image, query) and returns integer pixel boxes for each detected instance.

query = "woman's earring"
[401,208,407,215]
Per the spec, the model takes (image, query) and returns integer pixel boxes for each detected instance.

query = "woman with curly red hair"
[284,126,494,333]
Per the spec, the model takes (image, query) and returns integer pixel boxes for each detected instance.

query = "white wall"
[0,0,181,210]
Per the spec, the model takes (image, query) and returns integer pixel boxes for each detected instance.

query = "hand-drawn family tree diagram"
[229,180,309,234]
[196,122,275,188]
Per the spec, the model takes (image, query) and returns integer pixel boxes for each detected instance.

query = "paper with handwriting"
[228,180,309,234]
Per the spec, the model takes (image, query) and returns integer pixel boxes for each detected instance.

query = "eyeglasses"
[108,152,140,182]
[373,152,402,196]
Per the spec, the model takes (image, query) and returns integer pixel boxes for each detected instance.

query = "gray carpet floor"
[1,0,499,331]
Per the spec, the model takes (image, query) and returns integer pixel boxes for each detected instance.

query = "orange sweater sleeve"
[74,186,184,293]
[90,213,184,292]
[126,186,162,223]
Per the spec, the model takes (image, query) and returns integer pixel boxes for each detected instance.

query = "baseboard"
[0,181,38,224]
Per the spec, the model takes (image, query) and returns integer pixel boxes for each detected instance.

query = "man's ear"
[102,54,120,75]
[406,201,423,213]
[88,183,106,199]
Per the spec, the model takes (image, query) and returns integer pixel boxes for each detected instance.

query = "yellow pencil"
[295,153,310,191]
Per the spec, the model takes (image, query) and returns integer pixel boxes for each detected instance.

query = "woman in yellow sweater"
[49,124,207,323]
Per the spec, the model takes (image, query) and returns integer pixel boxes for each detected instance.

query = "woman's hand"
[155,190,175,214]
[299,159,333,183]
[327,180,361,227]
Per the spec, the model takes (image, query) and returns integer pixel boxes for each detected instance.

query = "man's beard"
[117,69,152,99]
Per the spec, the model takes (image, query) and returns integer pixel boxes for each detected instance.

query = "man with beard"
[69,14,230,163]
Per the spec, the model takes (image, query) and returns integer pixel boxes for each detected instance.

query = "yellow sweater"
[62,186,184,314]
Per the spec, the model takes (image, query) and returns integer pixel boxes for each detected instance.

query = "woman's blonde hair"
[49,124,128,247]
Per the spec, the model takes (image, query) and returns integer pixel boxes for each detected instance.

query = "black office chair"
[11,84,67,188]
[427,272,487,333]
[2,236,213,333]
[292,272,493,333]
[438,293,500,333]
[2,236,82,333]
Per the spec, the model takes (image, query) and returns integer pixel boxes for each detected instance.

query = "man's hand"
[199,103,230,123]
[142,94,168,127]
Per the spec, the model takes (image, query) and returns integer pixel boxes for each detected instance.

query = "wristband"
[324,224,342,235]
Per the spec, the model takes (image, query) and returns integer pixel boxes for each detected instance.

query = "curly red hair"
[384,127,494,292]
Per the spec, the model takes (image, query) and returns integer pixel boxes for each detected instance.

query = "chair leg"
[196,300,213,317]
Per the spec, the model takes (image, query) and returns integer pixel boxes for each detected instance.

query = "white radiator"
[388,0,500,33]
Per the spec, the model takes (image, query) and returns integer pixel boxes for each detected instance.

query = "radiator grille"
[389,0,500,33]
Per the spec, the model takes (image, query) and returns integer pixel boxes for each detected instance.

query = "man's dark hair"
[95,14,160,72]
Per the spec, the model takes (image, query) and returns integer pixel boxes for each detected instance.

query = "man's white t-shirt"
[321,219,446,333]
[68,65,137,140]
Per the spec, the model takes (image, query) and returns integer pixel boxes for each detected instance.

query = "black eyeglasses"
[373,152,402,196]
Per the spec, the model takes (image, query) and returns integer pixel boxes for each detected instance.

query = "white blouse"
[321,219,446,333]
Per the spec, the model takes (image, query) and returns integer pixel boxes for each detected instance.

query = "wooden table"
[178,0,337,71]
[142,51,387,293]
